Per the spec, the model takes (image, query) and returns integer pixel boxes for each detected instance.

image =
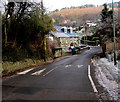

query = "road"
[2,47,102,101]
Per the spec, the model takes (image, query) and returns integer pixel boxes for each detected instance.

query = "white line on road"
[88,65,98,93]
[77,65,83,68]
[73,55,78,56]
[31,68,46,76]
[43,67,57,76]
[17,68,34,75]
[65,65,71,68]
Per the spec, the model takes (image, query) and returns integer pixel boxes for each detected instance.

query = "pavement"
[2,47,102,101]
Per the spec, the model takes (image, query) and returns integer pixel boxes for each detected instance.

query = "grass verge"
[2,49,88,78]
[2,58,53,77]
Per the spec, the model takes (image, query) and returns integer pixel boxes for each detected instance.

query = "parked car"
[69,45,90,55]
[79,45,90,50]
[69,46,76,55]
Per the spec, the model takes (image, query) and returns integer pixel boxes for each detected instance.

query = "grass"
[2,59,47,74]
[2,52,71,75]
[2,48,89,76]
[2,53,69,76]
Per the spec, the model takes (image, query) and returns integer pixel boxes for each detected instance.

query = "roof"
[53,26,79,38]
[52,31,69,38]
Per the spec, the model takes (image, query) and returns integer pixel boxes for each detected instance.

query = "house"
[63,19,71,24]
[51,26,79,51]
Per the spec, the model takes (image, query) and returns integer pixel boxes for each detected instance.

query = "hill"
[50,6,120,26]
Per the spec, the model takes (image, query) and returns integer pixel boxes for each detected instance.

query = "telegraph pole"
[112,0,117,65]
[41,0,47,61]
[84,23,87,45]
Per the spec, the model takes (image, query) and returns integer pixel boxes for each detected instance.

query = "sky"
[40,0,120,11]
[0,0,120,12]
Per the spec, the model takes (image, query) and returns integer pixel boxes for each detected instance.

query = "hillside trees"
[61,4,95,9]
[2,1,54,61]
[51,7,102,26]
[101,4,113,23]
[95,4,120,56]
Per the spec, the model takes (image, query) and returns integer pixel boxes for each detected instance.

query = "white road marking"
[88,65,98,93]
[31,68,46,76]
[65,65,71,68]
[73,55,78,56]
[43,67,57,76]
[17,68,34,75]
[77,65,83,68]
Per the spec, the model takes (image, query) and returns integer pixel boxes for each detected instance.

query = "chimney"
[61,27,67,33]
[67,27,73,33]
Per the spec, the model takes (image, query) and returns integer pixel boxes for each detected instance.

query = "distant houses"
[63,19,71,24]
[50,26,79,51]
[76,20,97,38]
[48,20,97,51]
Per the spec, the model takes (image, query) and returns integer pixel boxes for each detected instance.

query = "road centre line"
[88,65,98,93]
[17,68,34,75]
[43,67,58,76]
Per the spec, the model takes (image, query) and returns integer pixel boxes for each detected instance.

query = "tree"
[2,2,32,46]
[52,9,59,12]
[101,4,113,23]
[2,1,54,61]
[95,4,120,56]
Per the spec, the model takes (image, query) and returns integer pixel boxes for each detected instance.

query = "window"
[66,38,68,43]
[60,38,64,44]
[70,38,72,43]
[74,38,77,42]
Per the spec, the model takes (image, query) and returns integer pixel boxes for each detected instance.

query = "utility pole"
[41,0,47,61]
[112,0,117,65]
[84,23,87,45]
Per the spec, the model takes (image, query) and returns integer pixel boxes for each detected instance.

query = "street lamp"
[112,0,117,65]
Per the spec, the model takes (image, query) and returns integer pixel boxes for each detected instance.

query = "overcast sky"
[0,0,120,12]
[40,0,120,11]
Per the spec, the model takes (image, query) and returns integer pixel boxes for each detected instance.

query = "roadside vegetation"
[95,4,120,56]
[2,1,54,75]
[2,59,45,74]
[2,2,120,75]
[51,2,120,27]
[80,3,120,59]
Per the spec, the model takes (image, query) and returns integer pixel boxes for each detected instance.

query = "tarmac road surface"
[2,47,102,101]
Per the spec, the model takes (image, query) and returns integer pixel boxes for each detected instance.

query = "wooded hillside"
[51,6,120,25]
